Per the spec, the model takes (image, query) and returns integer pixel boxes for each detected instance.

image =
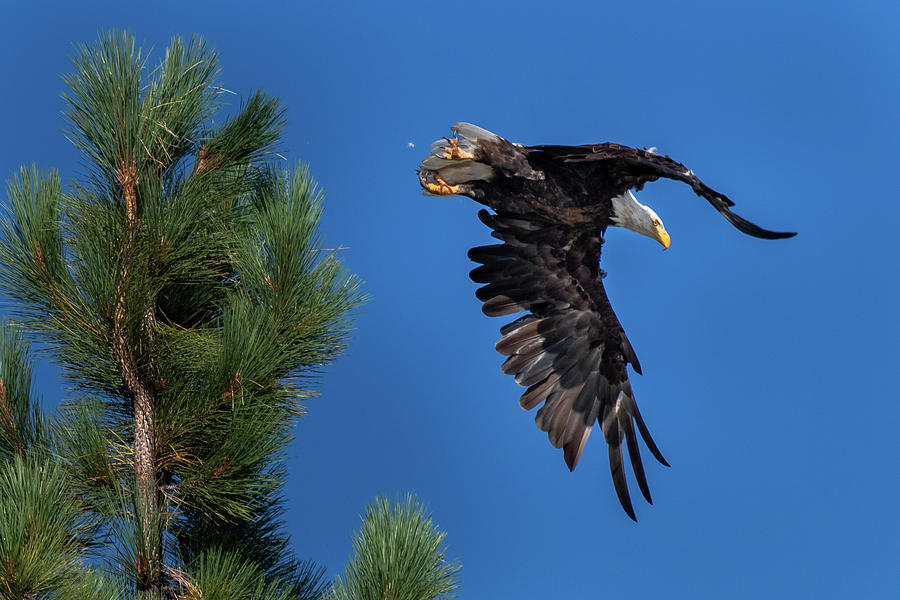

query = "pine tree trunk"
[114,159,163,595]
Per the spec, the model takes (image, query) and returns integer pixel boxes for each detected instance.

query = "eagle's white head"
[610,191,671,249]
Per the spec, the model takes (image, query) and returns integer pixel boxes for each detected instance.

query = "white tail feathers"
[419,123,499,195]
[451,122,500,142]
[420,157,494,185]
[428,123,499,160]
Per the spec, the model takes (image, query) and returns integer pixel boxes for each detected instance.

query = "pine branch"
[329,496,460,600]
[0,323,47,461]
[177,547,323,600]
[0,458,92,599]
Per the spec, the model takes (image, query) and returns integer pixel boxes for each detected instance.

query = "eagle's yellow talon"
[441,137,475,160]
[420,173,459,195]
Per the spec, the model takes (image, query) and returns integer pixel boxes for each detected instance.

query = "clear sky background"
[2,2,899,598]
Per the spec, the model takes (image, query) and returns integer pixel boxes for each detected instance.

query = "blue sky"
[2,1,899,597]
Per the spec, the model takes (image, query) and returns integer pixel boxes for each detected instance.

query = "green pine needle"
[0,457,90,598]
[329,495,461,600]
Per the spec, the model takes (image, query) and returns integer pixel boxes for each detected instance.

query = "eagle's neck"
[610,191,651,232]
[609,191,670,248]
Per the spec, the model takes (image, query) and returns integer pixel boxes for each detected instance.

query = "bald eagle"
[418,123,795,520]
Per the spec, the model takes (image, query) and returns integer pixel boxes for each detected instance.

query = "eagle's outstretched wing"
[470,208,667,520]
[529,143,796,240]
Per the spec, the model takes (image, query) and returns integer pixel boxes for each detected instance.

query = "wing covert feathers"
[530,142,797,240]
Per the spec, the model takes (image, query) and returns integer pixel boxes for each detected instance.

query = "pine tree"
[0,31,363,598]
[328,496,460,600]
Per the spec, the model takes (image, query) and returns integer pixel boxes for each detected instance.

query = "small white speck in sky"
[407,142,415,148]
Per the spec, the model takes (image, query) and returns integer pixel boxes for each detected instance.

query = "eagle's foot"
[418,171,459,195]
[440,137,476,160]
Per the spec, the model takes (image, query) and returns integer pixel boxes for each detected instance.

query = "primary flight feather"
[418,123,795,520]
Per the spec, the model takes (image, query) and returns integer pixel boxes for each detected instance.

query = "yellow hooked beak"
[655,223,671,249]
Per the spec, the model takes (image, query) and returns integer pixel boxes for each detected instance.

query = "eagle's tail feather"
[420,156,494,185]
[451,122,501,143]
[419,124,501,196]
